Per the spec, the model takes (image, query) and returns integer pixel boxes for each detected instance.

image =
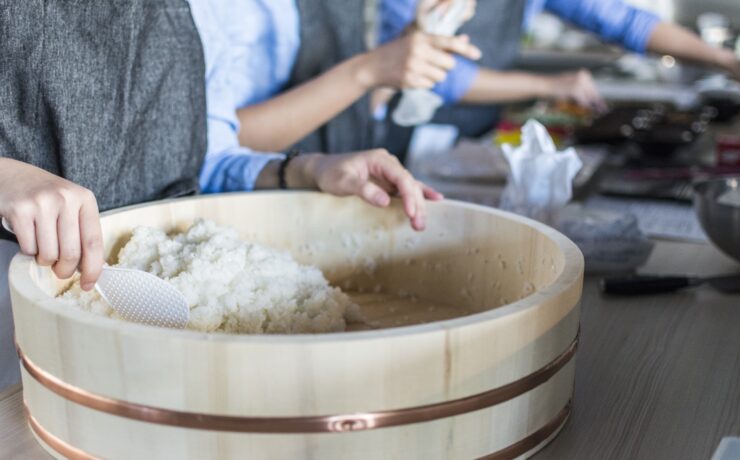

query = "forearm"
[236,30,483,152]
[460,69,552,104]
[253,154,321,190]
[237,56,374,153]
[646,22,728,69]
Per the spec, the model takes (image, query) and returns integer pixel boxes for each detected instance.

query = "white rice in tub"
[60,219,361,334]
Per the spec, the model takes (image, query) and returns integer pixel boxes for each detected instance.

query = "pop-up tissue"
[501,119,654,274]
[500,120,583,226]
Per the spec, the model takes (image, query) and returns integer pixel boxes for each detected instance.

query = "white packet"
[392,0,469,127]
[500,120,583,226]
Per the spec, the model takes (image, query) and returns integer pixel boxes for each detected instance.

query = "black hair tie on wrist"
[278,150,300,190]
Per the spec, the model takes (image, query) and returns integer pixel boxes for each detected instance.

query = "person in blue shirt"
[381,0,740,138]
[188,0,479,231]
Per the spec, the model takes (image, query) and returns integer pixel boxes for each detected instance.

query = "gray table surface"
[535,240,740,460]
[1,240,738,460]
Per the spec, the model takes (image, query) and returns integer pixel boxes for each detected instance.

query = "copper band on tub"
[479,401,571,460]
[25,403,99,460]
[17,336,577,434]
[23,400,572,460]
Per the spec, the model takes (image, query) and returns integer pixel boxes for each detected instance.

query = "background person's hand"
[417,0,477,24]
[717,48,740,81]
[730,59,740,82]
[0,158,104,290]
[545,69,607,112]
[290,150,443,231]
[361,30,481,90]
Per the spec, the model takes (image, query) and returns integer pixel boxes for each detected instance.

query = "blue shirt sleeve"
[378,0,416,45]
[189,0,299,194]
[199,149,284,194]
[434,57,480,104]
[543,0,661,53]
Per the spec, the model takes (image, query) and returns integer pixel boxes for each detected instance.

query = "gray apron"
[0,0,207,390]
[385,0,526,158]
[0,0,207,212]
[288,0,375,154]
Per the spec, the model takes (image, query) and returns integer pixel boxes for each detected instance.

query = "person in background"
[381,0,740,145]
[190,0,478,230]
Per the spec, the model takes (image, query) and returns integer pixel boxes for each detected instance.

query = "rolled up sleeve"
[544,0,661,53]
[433,57,480,104]
[199,149,284,194]
[378,0,416,44]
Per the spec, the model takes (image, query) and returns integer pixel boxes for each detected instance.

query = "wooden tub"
[9,192,583,459]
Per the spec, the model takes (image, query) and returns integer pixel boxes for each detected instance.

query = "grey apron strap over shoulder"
[430,0,526,137]
[289,0,374,154]
[0,0,207,212]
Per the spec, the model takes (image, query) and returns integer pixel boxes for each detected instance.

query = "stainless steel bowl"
[693,177,740,263]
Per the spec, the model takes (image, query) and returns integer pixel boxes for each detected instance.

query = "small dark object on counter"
[598,165,740,202]
[703,97,740,123]
[600,274,740,295]
[574,103,715,156]
[694,177,740,262]
[599,173,694,201]
[698,81,740,123]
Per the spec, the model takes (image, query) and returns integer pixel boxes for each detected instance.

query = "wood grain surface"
[7,194,582,459]
[0,385,47,460]
[1,240,738,460]
[536,240,740,460]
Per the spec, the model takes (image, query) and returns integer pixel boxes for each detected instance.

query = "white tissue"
[501,120,583,225]
[392,0,469,127]
[393,90,445,127]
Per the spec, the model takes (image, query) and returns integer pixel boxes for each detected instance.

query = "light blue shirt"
[188,0,300,193]
[380,0,661,105]
[526,0,660,53]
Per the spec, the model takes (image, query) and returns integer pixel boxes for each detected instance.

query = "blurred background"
[522,0,739,73]
[395,0,740,272]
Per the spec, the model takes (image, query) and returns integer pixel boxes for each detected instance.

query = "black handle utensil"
[600,274,740,296]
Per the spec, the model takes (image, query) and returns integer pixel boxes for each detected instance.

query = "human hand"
[545,69,607,112]
[0,158,104,290]
[716,48,740,81]
[729,59,740,81]
[360,30,481,90]
[292,151,443,231]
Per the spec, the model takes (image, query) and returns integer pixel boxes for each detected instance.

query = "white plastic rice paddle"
[2,216,189,329]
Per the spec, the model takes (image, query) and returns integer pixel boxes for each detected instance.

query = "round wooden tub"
[9,192,583,460]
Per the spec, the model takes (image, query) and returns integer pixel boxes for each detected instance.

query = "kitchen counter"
[535,239,740,460]
[1,239,738,460]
